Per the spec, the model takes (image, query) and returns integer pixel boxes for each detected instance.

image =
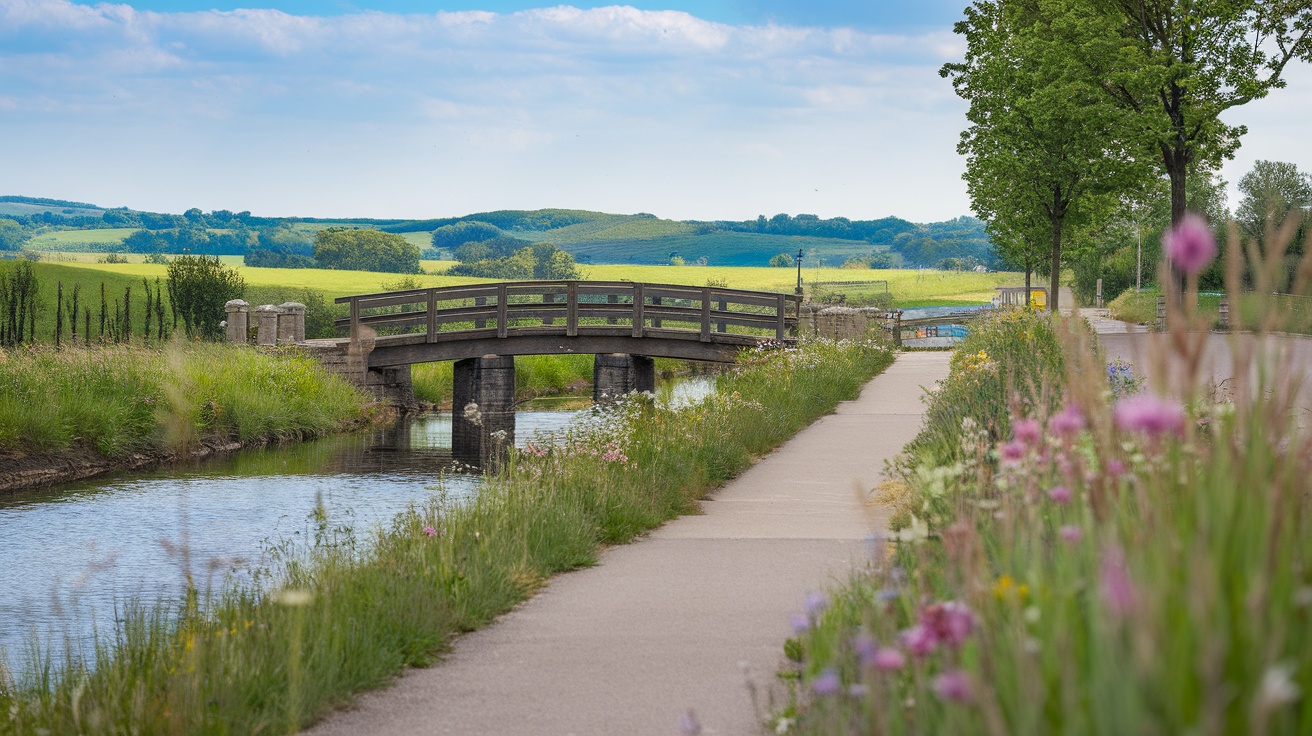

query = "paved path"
[306,351,951,736]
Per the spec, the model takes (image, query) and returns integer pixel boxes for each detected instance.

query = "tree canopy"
[313,228,421,274]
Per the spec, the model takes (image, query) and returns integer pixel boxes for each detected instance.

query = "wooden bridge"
[305,281,799,469]
[331,280,800,366]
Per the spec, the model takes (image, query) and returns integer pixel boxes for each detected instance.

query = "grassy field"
[25,228,137,248]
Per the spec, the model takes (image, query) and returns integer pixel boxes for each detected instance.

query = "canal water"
[0,378,716,672]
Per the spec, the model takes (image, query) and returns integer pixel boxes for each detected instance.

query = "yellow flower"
[994,575,1030,602]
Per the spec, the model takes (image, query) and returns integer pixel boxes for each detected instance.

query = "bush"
[431,221,503,249]
[314,228,420,274]
[769,252,795,267]
[166,255,245,339]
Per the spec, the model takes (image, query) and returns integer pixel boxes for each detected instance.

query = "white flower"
[1258,664,1301,709]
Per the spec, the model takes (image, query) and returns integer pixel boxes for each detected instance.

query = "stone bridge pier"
[452,355,516,471]
[593,354,655,404]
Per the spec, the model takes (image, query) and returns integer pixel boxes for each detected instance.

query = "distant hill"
[2,196,995,268]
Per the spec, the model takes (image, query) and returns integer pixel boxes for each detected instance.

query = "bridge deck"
[332,280,800,365]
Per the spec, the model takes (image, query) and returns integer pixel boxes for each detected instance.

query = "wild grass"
[0,343,368,457]
[775,222,1312,734]
[0,337,894,735]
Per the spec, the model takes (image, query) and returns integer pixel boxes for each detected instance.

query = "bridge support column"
[593,354,655,405]
[453,354,516,471]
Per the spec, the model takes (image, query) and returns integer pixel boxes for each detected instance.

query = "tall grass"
[411,354,596,406]
[0,343,368,457]
[0,337,894,735]
[776,223,1312,734]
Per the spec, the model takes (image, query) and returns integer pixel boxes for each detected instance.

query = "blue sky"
[1,0,1308,222]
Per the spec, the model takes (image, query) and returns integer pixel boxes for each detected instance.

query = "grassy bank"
[0,343,369,458]
[777,309,1311,731]
[0,337,894,735]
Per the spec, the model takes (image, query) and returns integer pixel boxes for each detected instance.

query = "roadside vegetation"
[774,222,1312,734]
[0,337,894,735]
[0,343,369,458]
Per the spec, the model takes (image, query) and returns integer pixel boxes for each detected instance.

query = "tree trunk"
[1024,267,1032,307]
[1049,222,1062,313]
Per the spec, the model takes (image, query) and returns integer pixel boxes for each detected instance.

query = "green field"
[25,228,136,248]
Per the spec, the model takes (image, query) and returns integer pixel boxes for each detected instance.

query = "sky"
[1,0,1309,223]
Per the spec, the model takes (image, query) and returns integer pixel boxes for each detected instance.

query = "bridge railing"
[334,281,800,344]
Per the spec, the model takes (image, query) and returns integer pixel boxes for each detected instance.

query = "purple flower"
[932,669,973,703]
[1049,404,1085,437]
[854,634,879,667]
[999,440,1025,464]
[679,709,702,736]
[1059,525,1083,544]
[1106,459,1126,479]
[872,647,906,671]
[803,591,829,617]
[812,669,842,696]
[922,601,975,647]
[848,683,868,698]
[1100,548,1137,617]
[1012,417,1042,446]
[1114,394,1186,437]
[1047,486,1073,504]
[1163,213,1218,275]
[789,613,811,634]
[422,526,438,538]
[900,624,937,657]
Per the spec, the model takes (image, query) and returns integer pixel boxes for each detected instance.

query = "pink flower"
[1100,548,1137,617]
[422,526,437,538]
[1047,486,1072,504]
[923,601,975,647]
[932,669,973,703]
[1114,394,1186,437]
[1012,417,1042,446]
[900,624,937,657]
[1049,404,1085,437]
[999,440,1025,464]
[1163,213,1218,275]
[1059,525,1083,544]
[872,647,906,671]
[1106,459,1126,479]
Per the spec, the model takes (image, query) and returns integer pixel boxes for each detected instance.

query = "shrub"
[166,255,245,339]
[314,228,420,274]
[769,252,795,267]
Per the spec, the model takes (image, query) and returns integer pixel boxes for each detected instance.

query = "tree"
[166,255,245,339]
[769,253,794,267]
[1067,0,1312,227]
[942,0,1146,312]
[431,221,503,249]
[1236,159,1312,242]
[314,228,421,274]
[0,219,30,251]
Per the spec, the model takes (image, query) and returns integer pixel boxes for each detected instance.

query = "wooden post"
[1155,295,1166,331]
[426,289,437,342]
[496,283,509,338]
[700,287,712,342]
[349,297,360,340]
[543,291,555,326]
[567,281,579,336]
[652,296,662,328]
[716,297,727,333]
[632,284,645,338]
[475,296,487,329]
[1219,295,1230,330]
[775,294,786,341]
[607,293,619,325]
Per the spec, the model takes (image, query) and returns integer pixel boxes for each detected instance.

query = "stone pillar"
[365,365,416,410]
[278,302,306,343]
[593,353,655,405]
[255,304,281,346]
[224,299,249,343]
[452,354,516,471]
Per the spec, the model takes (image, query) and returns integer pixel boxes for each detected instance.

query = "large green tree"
[1071,0,1312,226]
[314,228,421,274]
[1236,159,1312,241]
[943,0,1145,311]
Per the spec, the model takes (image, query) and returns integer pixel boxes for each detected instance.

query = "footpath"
[307,351,951,736]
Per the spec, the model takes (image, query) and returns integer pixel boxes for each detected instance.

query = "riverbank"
[0,337,894,735]
[0,343,374,493]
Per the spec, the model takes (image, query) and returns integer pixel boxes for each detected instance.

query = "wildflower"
[789,613,811,633]
[848,683,868,698]
[812,669,842,696]
[1059,525,1083,544]
[803,591,829,617]
[1047,485,1072,504]
[932,670,973,703]
[1099,549,1137,617]
[422,526,437,537]
[1163,213,1218,275]
[994,575,1029,602]
[1049,403,1084,437]
[1106,459,1126,479]
[1257,664,1301,709]
[921,601,975,646]
[872,647,906,671]
[999,440,1025,464]
[1114,394,1186,437]
[854,633,879,667]
[901,624,936,657]
[1012,417,1042,445]
[679,709,702,736]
